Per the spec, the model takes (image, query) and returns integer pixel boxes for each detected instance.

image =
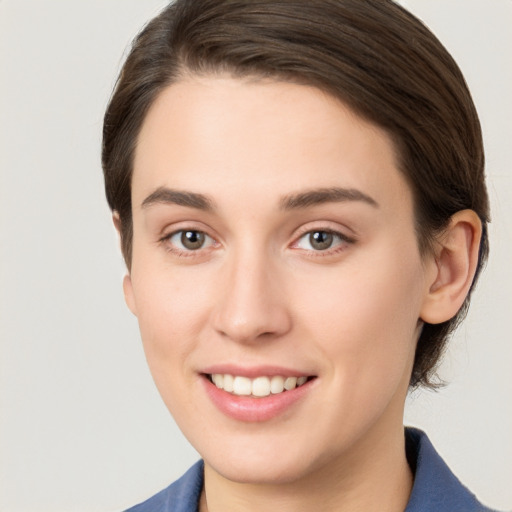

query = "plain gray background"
[1,1,511,511]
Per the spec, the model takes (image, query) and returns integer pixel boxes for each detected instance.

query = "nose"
[211,250,292,344]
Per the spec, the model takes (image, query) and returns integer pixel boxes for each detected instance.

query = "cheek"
[294,250,423,390]
[128,264,217,419]
[129,262,213,367]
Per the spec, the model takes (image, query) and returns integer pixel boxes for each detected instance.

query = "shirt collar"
[404,427,491,511]
[154,428,494,512]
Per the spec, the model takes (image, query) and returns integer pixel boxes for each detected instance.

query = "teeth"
[297,376,307,386]
[210,373,309,397]
[252,376,271,397]
[223,374,234,392]
[270,375,284,394]
[284,376,297,390]
[232,376,252,396]
[212,374,223,388]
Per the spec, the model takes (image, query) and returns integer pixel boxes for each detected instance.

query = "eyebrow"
[141,187,215,211]
[280,187,379,210]
[140,185,378,212]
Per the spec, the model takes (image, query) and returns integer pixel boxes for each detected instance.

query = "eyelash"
[159,227,356,258]
[159,229,218,258]
[292,228,355,256]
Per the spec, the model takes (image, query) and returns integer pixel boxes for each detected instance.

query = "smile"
[202,370,317,422]
[208,374,309,397]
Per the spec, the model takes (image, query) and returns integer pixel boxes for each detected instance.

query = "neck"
[201,421,413,512]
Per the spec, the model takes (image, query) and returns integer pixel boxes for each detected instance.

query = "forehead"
[132,75,412,215]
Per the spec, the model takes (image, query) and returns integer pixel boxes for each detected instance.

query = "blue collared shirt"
[125,428,499,512]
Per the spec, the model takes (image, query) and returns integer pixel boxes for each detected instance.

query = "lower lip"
[202,376,314,422]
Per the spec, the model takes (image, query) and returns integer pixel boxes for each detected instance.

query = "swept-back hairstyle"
[102,0,489,387]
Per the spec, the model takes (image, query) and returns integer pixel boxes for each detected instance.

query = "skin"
[120,76,481,512]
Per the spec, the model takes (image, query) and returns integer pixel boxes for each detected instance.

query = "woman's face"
[125,76,435,484]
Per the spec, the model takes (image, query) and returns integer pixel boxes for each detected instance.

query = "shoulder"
[405,428,500,512]
[124,460,204,512]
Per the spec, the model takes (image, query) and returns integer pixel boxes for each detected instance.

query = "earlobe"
[112,211,122,235]
[123,274,138,316]
[113,212,137,315]
[420,210,482,325]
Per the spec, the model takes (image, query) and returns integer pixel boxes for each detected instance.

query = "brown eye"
[180,230,206,250]
[309,231,334,250]
[294,229,353,253]
[165,229,215,253]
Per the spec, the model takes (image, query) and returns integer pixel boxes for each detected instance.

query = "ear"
[420,210,482,324]
[113,212,138,316]
[122,274,138,316]
[112,210,122,234]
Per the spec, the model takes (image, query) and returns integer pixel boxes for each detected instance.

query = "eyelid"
[291,221,356,243]
[290,224,356,254]
[157,221,355,257]
[294,230,349,248]
[159,225,220,257]
[158,219,217,243]
[171,230,215,247]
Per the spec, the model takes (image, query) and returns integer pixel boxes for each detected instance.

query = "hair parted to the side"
[102,0,489,388]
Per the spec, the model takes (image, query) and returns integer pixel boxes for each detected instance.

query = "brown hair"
[102,0,489,388]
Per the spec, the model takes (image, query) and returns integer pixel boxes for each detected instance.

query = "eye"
[166,229,216,252]
[294,230,350,252]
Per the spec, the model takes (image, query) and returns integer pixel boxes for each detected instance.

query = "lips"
[201,367,316,422]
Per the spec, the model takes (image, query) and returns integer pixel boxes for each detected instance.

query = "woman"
[102,1,497,510]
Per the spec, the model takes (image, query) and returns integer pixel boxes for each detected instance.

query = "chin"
[211,458,312,486]
[201,434,329,485]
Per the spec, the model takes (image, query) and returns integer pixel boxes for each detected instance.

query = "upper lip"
[201,364,314,379]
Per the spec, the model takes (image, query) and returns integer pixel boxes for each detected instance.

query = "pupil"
[181,231,205,250]
[310,231,333,250]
